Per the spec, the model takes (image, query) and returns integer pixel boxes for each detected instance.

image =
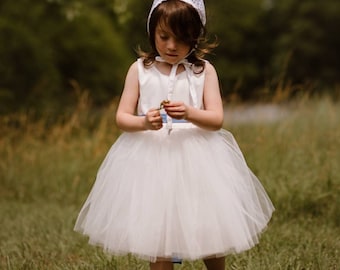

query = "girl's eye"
[160,35,169,40]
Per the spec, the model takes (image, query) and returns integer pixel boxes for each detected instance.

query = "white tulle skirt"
[74,124,274,262]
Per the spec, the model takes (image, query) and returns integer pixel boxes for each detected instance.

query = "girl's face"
[155,24,191,65]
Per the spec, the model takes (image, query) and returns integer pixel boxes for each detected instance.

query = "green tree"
[0,0,61,113]
[0,0,133,114]
[113,0,152,52]
[206,0,273,99]
[53,4,132,105]
[270,0,340,91]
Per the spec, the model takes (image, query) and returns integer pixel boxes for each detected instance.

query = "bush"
[0,0,133,114]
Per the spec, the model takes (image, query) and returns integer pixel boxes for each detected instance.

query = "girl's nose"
[167,37,177,51]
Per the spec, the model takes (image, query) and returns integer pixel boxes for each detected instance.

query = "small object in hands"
[159,100,170,110]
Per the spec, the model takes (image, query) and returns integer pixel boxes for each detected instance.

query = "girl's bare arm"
[116,62,163,132]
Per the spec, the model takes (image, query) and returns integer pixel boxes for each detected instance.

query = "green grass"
[0,97,339,269]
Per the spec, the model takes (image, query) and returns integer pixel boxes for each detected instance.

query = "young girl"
[74,0,274,269]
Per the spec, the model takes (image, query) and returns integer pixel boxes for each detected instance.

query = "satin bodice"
[137,58,205,116]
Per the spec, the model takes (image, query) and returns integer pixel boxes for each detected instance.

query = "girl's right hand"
[144,108,163,130]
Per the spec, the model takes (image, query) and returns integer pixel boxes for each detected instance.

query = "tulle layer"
[74,127,274,262]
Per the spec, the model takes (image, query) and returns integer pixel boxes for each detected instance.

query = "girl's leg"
[203,256,226,270]
[150,261,174,270]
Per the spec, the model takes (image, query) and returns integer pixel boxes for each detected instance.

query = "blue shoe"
[172,257,182,264]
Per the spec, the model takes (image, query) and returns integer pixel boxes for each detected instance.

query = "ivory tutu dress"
[74,58,274,262]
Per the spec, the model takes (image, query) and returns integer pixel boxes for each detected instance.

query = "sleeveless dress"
[74,58,274,262]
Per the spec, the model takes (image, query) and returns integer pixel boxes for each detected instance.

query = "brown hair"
[138,0,217,73]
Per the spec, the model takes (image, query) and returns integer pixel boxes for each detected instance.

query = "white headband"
[147,0,206,34]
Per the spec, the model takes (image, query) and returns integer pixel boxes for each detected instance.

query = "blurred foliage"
[0,0,339,114]
[271,0,340,86]
[0,0,132,114]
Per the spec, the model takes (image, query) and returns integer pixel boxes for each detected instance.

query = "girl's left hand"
[163,101,189,120]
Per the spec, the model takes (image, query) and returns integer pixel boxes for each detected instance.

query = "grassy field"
[0,96,339,269]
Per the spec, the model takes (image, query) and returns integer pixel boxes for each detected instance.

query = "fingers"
[163,102,187,120]
[145,109,163,130]
[144,102,189,130]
